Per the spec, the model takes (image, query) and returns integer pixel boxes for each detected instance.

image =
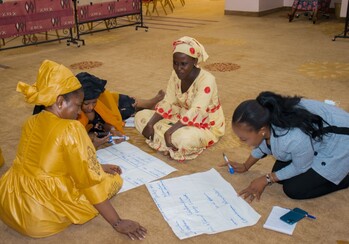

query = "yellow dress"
[0,111,123,238]
[135,69,225,161]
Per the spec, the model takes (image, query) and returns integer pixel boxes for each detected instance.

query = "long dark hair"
[232,91,328,141]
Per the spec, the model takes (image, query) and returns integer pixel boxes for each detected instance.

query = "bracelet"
[266,174,273,186]
[112,219,122,228]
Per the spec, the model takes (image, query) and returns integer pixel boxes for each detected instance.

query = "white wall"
[225,0,259,12]
[259,0,283,11]
[283,0,294,7]
[226,0,344,13]
[341,0,348,17]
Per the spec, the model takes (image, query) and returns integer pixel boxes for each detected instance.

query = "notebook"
[263,206,297,235]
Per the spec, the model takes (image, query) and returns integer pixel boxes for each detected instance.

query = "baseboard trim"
[224,7,286,17]
[224,6,337,17]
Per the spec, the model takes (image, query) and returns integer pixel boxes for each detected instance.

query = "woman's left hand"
[101,164,122,175]
[239,176,268,203]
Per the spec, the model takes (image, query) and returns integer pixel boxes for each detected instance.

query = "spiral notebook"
[263,206,297,235]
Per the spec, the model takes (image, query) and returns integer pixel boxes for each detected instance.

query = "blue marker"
[109,135,129,143]
[223,153,234,174]
[306,214,316,219]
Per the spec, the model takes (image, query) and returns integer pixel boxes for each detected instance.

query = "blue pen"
[306,214,316,219]
[223,153,234,174]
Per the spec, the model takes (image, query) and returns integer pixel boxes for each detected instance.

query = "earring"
[58,105,62,109]
[262,132,265,137]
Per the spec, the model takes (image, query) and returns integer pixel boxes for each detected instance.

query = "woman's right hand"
[142,123,155,140]
[90,133,110,149]
[114,219,147,240]
[230,162,248,173]
[219,161,248,173]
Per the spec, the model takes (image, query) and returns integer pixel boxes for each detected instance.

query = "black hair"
[32,87,83,115]
[232,91,329,141]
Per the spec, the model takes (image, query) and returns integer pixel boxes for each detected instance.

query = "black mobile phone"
[96,131,109,138]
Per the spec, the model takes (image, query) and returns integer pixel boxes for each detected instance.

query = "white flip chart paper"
[146,168,261,239]
[97,142,177,193]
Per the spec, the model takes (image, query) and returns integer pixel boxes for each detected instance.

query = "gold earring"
[59,105,62,109]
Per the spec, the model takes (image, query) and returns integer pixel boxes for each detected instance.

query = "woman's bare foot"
[135,90,165,110]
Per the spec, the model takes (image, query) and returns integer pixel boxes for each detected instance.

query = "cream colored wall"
[225,0,259,12]
[225,0,344,13]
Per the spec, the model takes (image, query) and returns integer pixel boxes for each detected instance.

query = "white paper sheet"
[146,168,261,239]
[263,206,296,235]
[97,142,177,193]
[124,117,135,127]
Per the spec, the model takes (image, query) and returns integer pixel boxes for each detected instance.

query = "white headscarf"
[172,36,209,63]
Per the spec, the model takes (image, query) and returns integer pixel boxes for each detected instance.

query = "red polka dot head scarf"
[172,36,209,63]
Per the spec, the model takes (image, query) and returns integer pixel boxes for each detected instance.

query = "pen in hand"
[223,153,234,174]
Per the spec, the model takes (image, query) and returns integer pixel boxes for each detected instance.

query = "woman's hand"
[239,176,268,203]
[219,161,248,173]
[109,129,127,144]
[101,164,122,175]
[142,123,155,140]
[114,219,147,240]
[90,133,110,149]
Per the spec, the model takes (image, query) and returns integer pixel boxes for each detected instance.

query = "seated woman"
[226,91,349,202]
[135,36,225,161]
[76,72,165,148]
[0,60,146,239]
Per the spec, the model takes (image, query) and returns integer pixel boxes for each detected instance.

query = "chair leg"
[155,0,167,15]
[312,9,319,24]
[144,2,151,16]
[152,1,159,16]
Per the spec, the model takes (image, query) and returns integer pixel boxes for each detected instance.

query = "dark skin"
[82,98,125,148]
[46,91,147,240]
[220,122,279,203]
[142,52,200,151]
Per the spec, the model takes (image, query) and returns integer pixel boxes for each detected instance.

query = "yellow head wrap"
[172,36,209,63]
[16,60,82,106]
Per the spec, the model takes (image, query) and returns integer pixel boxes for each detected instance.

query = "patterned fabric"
[0,111,122,237]
[135,69,225,161]
[292,0,331,12]
[172,36,209,63]
[0,0,74,39]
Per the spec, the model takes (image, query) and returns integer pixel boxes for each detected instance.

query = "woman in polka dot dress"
[135,36,225,161]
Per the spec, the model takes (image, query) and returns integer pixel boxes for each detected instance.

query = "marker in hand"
[109,135,130,144]
[223,153,234,174]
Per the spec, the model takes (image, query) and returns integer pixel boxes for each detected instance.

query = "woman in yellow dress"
[0,60,147,240]
[135,36,225,161]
